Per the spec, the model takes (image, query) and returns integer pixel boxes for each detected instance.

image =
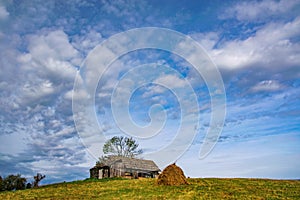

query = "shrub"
[3,174,27,191]
[26,182,32,189]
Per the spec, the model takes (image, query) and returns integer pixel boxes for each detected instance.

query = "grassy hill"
[1,178,299,199]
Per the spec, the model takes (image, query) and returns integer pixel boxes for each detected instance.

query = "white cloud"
[0,5,9,20]
[17,53,32,63]
[17,80,55,106]
[220,0,300,21]
[0,30,83,163]
[190,32,219,50]
[42,58,78,80]
[28,30,79,64]
[142,85,167,98]
[154,74,186,88]
[72,30,103,53]
[209,17,300,71]
[251,80,285,92]
[15,30,81,90]
[64,89,89,101]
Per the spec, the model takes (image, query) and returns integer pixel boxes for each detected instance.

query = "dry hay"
[157,163,188,186]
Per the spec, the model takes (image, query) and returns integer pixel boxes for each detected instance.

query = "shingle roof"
[97,156,160,172]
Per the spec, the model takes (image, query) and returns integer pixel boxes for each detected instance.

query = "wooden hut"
[90,156,160,179]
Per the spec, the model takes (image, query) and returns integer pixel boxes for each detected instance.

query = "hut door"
[98,169,103,179]
[103,168,110,178]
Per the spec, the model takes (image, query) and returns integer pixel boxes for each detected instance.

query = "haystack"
[157,163,188,186]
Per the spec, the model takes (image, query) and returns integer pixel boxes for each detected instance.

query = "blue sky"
[0,0,300,184]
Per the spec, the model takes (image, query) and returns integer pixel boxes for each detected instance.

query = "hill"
[0,178,299,199]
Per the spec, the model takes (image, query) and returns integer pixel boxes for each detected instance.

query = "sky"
[0,0,300,184]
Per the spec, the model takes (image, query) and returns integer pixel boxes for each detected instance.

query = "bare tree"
[33,173,45,187]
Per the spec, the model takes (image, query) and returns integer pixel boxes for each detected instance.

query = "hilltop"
[0,178,299,199]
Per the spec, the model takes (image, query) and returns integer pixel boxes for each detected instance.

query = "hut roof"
[95,156,160,172]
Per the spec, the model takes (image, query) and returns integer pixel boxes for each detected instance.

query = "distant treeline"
[0,173,45,192]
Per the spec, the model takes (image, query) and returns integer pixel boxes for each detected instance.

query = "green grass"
[1,178,299,199]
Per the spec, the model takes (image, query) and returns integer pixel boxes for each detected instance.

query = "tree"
[33,173,45,188]
[0,176,3,191]
[2,174,26,191]
[102,136,142,158]
[26,182,32,189]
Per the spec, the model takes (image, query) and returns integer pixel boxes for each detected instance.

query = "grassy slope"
[0,178,299,199]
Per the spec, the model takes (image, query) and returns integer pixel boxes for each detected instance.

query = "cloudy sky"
[0,0,300,184]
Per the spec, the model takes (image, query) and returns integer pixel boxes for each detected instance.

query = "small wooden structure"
[90,156,160,179]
